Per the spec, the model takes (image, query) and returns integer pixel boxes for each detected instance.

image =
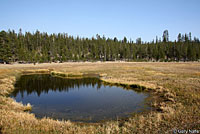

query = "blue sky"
[0,0,200,42]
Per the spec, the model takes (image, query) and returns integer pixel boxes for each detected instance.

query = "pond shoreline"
[13,73,152,123]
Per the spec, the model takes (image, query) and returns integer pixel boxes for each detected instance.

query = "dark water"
[11,74,149,122]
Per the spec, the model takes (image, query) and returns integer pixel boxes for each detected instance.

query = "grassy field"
[0,62,199,134]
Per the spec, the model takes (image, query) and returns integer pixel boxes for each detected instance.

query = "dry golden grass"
[0,62,199,134]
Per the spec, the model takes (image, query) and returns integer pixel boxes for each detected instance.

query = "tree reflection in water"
[12,74,102,98]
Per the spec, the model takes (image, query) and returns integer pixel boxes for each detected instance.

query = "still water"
[11,74,149,122]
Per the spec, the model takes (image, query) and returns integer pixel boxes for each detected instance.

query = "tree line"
[0,29,199,63]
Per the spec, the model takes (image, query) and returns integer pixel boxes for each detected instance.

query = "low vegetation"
[0,62,199,134]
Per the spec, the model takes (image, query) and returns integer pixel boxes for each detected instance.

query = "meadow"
[0,62,199,134]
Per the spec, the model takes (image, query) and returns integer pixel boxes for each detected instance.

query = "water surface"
[11,74,149,122]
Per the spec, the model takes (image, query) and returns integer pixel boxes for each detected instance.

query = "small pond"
[11,74,149,122]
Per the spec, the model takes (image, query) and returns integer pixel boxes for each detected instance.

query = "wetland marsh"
[0,62,199,133]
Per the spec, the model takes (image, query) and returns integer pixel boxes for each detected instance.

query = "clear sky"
[0,0,200,42]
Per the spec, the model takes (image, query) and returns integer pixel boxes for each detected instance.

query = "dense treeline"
[0,29,200,63]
